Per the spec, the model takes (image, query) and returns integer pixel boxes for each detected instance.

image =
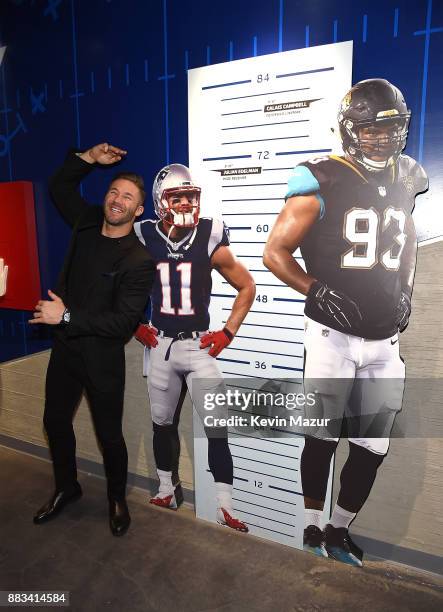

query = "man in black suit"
[30,143,155,536]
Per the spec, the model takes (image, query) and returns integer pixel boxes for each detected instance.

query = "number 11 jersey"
[296,155,428,339]
[134,218,229,336]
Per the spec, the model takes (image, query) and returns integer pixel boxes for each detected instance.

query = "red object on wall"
[0,181,41,310]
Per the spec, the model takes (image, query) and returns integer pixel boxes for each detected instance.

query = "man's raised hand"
[80,143,127,165]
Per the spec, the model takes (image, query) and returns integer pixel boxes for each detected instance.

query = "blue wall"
[0,0,442,362]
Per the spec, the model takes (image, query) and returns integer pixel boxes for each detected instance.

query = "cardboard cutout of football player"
[134,164,255,531]
[264,79,428,566]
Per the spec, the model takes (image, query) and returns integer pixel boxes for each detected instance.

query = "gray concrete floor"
[0,445,442,612]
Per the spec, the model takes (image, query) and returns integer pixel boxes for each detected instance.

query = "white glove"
[0,258,8,297]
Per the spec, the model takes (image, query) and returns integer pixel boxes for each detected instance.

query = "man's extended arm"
[30,257,155,341]
[49,143,127,227]
[49,151,95,227]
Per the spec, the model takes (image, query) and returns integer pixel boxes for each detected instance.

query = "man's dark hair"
[110,172,146,204]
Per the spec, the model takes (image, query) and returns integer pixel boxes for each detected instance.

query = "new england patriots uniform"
[135,217,229,337]
[134,162,250,532]
[134,217,230,424]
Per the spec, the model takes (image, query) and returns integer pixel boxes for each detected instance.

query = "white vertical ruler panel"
[188,42,352,548]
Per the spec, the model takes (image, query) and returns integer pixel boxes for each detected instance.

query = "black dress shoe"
[33,484,82,525]
[109,499,131,536]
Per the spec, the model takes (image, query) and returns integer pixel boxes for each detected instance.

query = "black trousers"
[43,340,128,500]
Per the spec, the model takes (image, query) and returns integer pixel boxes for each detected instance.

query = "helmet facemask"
[160,186,201,228]
[342,115,410,172]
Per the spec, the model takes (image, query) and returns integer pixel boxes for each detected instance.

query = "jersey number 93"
[341,206,406,271]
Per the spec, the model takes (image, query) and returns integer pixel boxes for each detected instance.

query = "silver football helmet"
[152,164,201,227]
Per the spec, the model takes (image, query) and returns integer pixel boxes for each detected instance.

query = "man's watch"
[61,308,71,325]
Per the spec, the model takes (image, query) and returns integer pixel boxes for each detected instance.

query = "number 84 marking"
[342,206,407,271]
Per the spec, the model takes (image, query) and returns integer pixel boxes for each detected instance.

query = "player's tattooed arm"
[210,246,256,335]
[263,195,320,294]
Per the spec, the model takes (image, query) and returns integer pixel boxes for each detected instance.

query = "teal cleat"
[303,524,328,558]
[324,524,363,567]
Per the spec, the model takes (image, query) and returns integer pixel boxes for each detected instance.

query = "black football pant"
[43,341,128,501]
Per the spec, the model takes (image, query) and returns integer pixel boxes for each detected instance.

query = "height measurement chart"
[189,42,352,548]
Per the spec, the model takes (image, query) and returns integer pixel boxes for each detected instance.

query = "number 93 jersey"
[134,218,229,336]
[294,154,428,339]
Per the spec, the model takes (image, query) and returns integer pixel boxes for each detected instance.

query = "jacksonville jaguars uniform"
[287,154,428,453]
[291,154,428,339]
[134,217,230,425]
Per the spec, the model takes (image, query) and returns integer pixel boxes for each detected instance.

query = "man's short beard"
[105,213,132,227]
[103,206,134,226]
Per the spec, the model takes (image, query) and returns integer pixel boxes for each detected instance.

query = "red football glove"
[134,323,158,348]
[200,327,233,357]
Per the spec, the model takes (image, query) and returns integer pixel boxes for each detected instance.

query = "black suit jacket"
[48,150,155,391]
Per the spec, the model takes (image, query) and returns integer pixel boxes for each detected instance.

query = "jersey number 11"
[157,262,195,315]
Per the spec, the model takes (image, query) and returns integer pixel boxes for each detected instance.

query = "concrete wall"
[1,241,442,561]
[0,342,195,493]
[337,240,443,558]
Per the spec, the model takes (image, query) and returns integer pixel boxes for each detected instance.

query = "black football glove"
[306,280,363,332]
[396,291,412,333]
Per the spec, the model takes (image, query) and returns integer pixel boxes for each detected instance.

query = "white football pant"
[303,317,405,455]
[146,335,227,425]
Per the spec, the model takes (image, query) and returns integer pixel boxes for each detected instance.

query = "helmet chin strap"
[166,223,175,246]
[360,154,394,172]
[348,143,395,173]
[163,219,197,257]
